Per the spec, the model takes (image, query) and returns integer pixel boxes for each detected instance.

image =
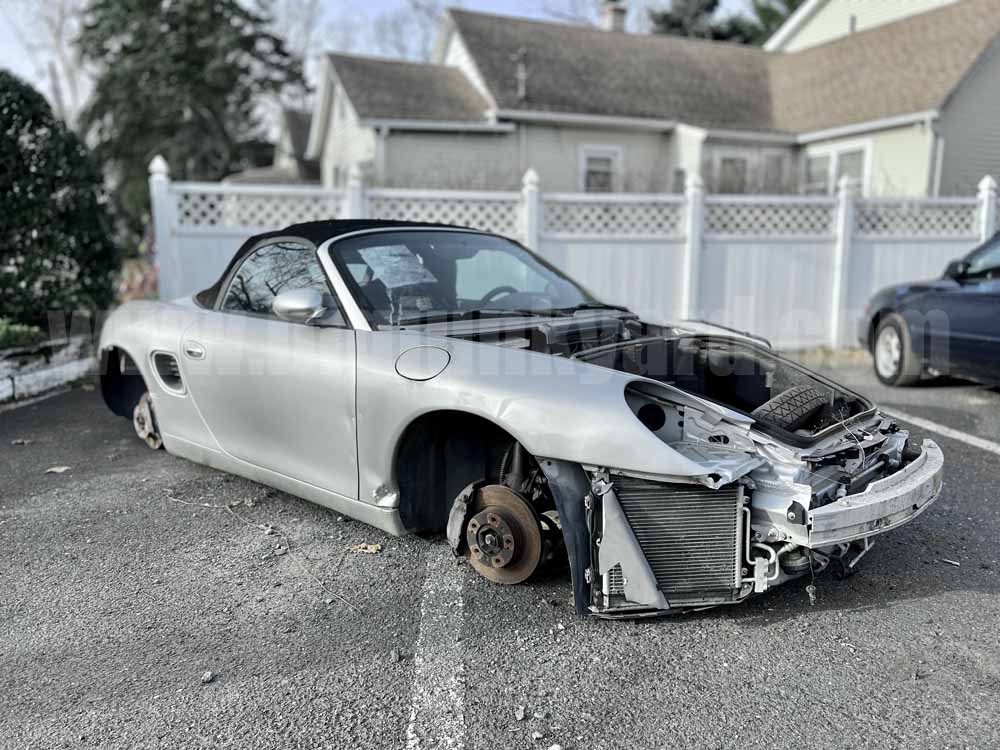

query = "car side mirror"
[944,260,969,279]
[273,288,327,324]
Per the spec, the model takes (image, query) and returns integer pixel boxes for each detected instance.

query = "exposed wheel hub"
[133,392,163,450]
[464,485,542,585]
[469,510,516,568]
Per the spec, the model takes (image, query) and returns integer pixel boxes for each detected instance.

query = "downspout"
[925,115,944,197]
[375,126,388,185]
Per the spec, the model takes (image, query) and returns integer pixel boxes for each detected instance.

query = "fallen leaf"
[350,542,382,554]
[45,466,71,474]
[941,559,961,567]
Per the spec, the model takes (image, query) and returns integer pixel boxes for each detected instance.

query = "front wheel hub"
[468,510,516,568]
[464,485,542,585]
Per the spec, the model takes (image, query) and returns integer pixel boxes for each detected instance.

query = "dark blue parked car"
[859,232,1000,387]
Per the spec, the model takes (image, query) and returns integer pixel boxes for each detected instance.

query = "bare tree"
[7,0,91,126]
[366,0,445,61]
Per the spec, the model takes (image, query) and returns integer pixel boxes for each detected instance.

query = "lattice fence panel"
[367,194,522,236]
[855,200,979,238]
[705,199,835,237]
[542,199,684,236]
[175,190,342,228]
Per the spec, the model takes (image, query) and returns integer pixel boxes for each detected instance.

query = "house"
[764,0,961,52]
[226,108,320,184]
[303,0,1000,197]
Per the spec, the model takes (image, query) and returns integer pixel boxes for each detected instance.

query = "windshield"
[329,230,599,327]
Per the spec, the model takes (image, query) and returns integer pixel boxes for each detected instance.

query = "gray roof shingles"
[448,8,778,131]
[327,53,491,122]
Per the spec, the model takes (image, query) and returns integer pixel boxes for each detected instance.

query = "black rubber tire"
[751,385,828,432]
[873,313,922,387]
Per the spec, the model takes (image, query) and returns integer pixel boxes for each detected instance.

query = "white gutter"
[492,108,676,132]
[359,118,514,133]
[796,111,939,144]
[704,127,797,145]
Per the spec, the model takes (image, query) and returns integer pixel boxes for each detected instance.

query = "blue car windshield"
[330,231,598,327]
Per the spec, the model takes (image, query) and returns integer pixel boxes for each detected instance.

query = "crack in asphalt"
[406,543,467,749]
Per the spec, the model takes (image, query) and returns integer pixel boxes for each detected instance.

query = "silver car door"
[180,238,358,500]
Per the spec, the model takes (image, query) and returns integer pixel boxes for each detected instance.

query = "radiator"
[613,477,744,607]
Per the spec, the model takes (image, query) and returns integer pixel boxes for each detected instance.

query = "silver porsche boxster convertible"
[99,221,943,617]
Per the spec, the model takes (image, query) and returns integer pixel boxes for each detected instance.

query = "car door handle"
[183,340,206,360]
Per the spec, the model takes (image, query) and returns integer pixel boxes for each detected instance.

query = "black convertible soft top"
[194,219,473,308]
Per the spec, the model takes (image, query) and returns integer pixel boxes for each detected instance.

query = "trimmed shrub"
[0,318,45,350]
[0,71,119,329]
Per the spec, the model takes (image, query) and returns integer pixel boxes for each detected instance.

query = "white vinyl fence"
[149,157,999,350]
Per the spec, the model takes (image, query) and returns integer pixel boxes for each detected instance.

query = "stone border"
[0,335,96,405]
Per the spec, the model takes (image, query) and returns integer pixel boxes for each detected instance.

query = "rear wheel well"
[99,347,147,418]
[395,411,515,533]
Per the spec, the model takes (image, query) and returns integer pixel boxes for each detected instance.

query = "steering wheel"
[479,285,518,305]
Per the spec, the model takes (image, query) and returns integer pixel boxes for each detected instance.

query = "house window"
[718,157,749,194]
[580,145,621,192]
[803,141,870,195]
[762,154,786,193]
[804,155,831,194]
[836,149,865,189]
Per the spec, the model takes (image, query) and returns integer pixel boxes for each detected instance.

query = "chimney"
[600,0,626,32]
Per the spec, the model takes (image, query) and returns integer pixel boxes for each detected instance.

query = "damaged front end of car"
[572,336,944,617]
[448,334,944,618]
[582,431,942,618]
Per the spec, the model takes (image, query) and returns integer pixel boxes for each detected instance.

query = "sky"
[0,0,749,115]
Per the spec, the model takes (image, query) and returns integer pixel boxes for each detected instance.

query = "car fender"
[355,330,738,507]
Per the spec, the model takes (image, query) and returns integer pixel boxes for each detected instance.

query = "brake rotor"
[464,484,542,585]
[132,392,163,450]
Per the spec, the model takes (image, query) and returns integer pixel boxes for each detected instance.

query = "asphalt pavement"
[2,361,999,750]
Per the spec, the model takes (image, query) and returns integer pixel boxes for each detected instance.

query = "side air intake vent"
[613,477,744,607]
[152,352,184,393]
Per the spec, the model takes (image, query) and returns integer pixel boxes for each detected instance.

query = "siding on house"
[867,125,936,197]
[321,86,376,187]
[776,0,959,53]
[937,37,1000,195]
[521,125,674,193]
[382,130,520,189]
[381,124,676,192]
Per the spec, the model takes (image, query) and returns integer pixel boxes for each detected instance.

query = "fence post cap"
[978,175,998,193]
[149,155,169,178]
[348,163,363,185]
[837,175,855,194]
[684,172,704,193]
[522,168,539,189]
